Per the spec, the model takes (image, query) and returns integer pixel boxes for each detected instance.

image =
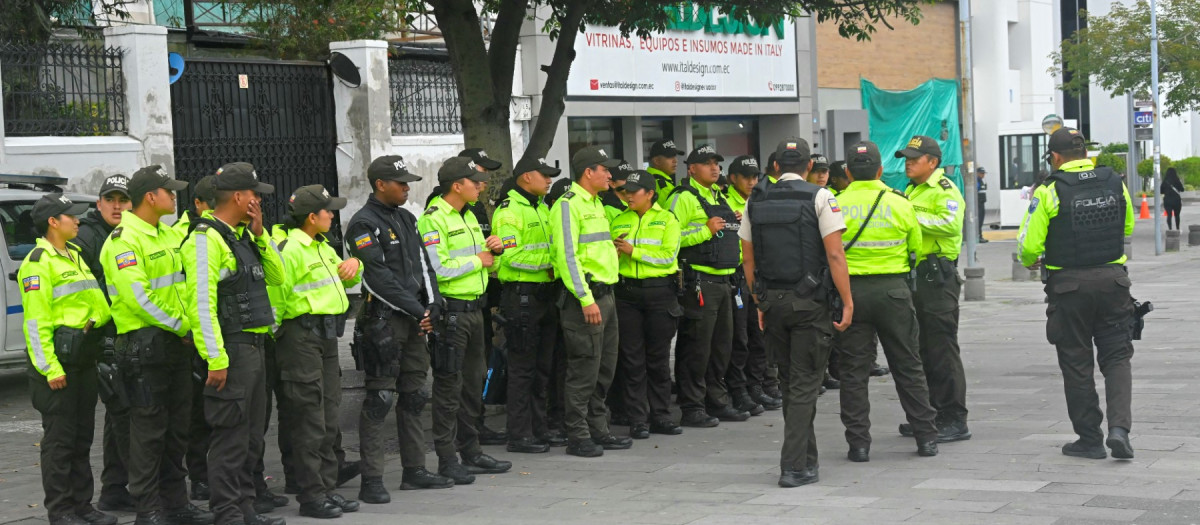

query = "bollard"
[1166,230,1180,252]
[964,267,985,301]
[1189,225,1200,246]
[1011,252,1029,281]
[1124,236,1133,260]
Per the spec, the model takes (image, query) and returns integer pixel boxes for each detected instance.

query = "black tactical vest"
[1044,166,1126,268]
[192,218,274,333]
[672,183,740,269]
[748,178,826,288]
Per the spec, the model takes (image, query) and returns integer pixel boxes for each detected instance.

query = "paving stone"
[996,502,1145,521]
[915,478,1050,492]
[1039,482,1183,500]
[903,510,1059,524]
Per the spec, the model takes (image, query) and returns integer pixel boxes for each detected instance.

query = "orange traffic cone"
[1139,194,1151,220]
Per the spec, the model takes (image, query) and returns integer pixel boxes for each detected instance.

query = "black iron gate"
[170,58,339,234]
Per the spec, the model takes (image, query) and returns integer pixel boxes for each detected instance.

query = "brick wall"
[816,2,958,90]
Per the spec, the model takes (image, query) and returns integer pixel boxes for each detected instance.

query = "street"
[1,206,1198,525]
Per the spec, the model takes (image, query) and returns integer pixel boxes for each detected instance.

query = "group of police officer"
[21,123,1139,524]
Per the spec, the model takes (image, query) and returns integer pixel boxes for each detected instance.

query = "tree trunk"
[520,1,590,167]
[431,0,516,201]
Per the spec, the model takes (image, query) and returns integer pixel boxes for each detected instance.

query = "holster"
[297,314,340,340]
[116,326,172,407]
[358,308,400,378]
[430,313,464,375]
[96,360,129,409]
[53,326,99,368]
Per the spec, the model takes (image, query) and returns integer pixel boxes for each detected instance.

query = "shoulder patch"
[422,231,441,246]
[889,189,907,199]
[110,226,123,239]
[562,191,576,200]
[22,275,40,292]
[498,199,511,209]
[939,178,953,190]
[195,223,212,232]
[353,233,374,249]
[502,235,517,249]
[1028,197,1040,213]
[28,247,45,263]
[827,197,841,213]
[116,251,138,269]
[424,206,439,216]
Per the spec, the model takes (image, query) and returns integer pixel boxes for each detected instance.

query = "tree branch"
[521,0,590,164]
[487,0,525,104]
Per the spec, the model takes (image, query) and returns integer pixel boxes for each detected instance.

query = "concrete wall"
[0,25,173,195]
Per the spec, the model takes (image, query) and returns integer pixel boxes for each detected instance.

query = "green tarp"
[861,78,965,194]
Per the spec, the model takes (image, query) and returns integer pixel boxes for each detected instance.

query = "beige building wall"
[815,2,958,90]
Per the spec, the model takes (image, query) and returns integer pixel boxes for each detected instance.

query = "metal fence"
[389,58,461,135]
[0,41,127,137]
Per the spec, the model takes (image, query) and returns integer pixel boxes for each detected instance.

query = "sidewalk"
[2,206,1199,524]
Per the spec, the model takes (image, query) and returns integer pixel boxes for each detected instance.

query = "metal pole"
[1151,0,1164,255]
[1127,94,1137,193]
[959,0,978,267]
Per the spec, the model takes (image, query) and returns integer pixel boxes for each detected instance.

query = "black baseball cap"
[128,165,189,199]
[611,160,638,181]
[547,177,572,205]
[194,175,217,203]
[976,166,987,174]
[828,160,848,179]
[774,137,811,163]
[571,145,621,176]
[213,162,275,194]
[728,155,761,177]
[288,184,347,217]
[32,193,90,224]
[648,140,684,158]
[621,170,656,193]
[811,154,830,171]
[685,144,724,164]
[368,155,421,183]
[848,141,883,168]
[895,135,942,159]
[98,174,130,198]
[437,156,490,184]
[1048,127,1089,153]
[514,156,561,177]
[459,148,502,171]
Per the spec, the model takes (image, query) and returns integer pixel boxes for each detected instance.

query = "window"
[999,133,1049,190]
[691,118,759,172]
[1,201,42,260]
[568,117,623,161]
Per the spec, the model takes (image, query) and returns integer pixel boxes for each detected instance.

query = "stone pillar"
[1011,252,1029,282]
[1124,236,1133,260]
[102,24,173,172]
[1188,225,1200,246]
[1166,230,1180,252]
[329,40,393,231]
[963,267,985,301]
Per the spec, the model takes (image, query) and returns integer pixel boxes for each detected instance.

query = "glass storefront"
[999,133,1049,189]
[568,117,623,162]
[692,117,759,171]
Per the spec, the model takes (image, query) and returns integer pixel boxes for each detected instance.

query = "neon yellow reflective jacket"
[268,224,288,330]
[19,238,111,380]
[649,167,676,208]
[418,196,489,300]
[1018,159,1135,269]
[181,218,285,371]
[668,180,736,276]
[905,168,965,259]
[551,182,618,307]
[100,210,190,336]
[839,180,922,275]
[278,227,361,319]
[493,188,553,283]
[610,204,680,279]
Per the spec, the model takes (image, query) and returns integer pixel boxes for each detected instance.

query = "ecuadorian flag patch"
[116,251,138,269]
[422,231,441,246]
[828,198,841,213]
[354,233,373,249]
[502,235,517,249]
[22,276,39,292]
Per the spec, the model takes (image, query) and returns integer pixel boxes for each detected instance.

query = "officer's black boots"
[1107,427,1134,459]
[629,423,650,439]
[75,506,117,525]
[165,504,215,525]
[822,372,841,390]
[97,491,136,512]
[748,385,782,410]
[298,500,341,520]
[1062,440,1107,459]
[399,467,454,490]
[438,458,478,485]
[565,438,604,458]
[335,460,361,488]
[847,447,869,463]
[763,383,783,400]
[461,452,512,474]
[358,476,391,504]
[51,515,90,525]
[592,434,634,450]
[870,364,890,377]
[708,406,751,422]
[917,441,939,457]
[243,513,286,525]
[731,388,765,416]
[254,488,288,513]
[189,480,211,501]
[649,418,683,435]
[898,423,915,437]
[133,510,167,525]
[477,420,508,446]
[936,420,972,443]
[680,410,719,428]
[327,494,359,513]
[507,436,551,453]
[778,467,819,488]
[539,429,568,447]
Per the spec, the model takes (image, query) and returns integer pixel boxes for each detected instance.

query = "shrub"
[1137,155,1173,177]
[1095,152,1126,175]
[1102,143,1130,154]
[1173,157,1200,187]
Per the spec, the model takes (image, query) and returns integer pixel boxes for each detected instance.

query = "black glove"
[427,301,443,326]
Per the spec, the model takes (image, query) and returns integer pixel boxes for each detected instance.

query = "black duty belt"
[223,332,267,346]
[290,313,341,339]
[506,281,557,296]
[445,297,487,312]
[620,277,674,288]
[589,282,614,298]
[695,272,732,285]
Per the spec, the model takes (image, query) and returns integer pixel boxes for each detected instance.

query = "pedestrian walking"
[1162,167,1183,231]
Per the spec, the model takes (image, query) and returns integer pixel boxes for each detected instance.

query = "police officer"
[101,167,213,525]
[669,144,746,426]
[273,185,362,518]
[976,167,989,243]
[807,154,830,186]
[827,161,850,194]
[418,156,513,479]
[1018,127,1136,460]
[346,156,453,504]
[21,194,117,525]
[493,157,562,453]
[176,175,216,503]
[74,174,134,513]
[722,156,780,413]
[647,140,684,208]
[551,145,632,457]
[181,162,285,525]
[896,136,971,443]
[610,170,683,438]
[740,138,852,488]
[601,161,633,222]
[835,141,939,462]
